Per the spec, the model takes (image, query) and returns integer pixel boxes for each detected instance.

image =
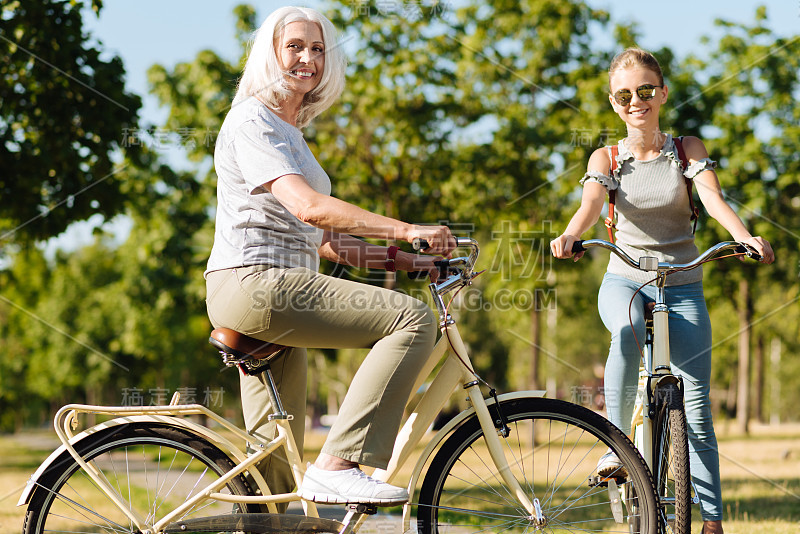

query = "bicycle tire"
[23,423,263,534]
[416,396,658,533]
[653,381,691,534]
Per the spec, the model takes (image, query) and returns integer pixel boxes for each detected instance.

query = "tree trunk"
[86,386,97,427]
[770,337,782,425]
[725,379,737,419]
[528,300,541,390]
[736,278,751,434]
[754,335,765,423]
[546,294,558,398]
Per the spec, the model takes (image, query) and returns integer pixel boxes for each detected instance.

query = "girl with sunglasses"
[550,48,773,534]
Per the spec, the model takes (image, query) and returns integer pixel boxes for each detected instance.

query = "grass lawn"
[1,422,798,533]
[708,421,800,533]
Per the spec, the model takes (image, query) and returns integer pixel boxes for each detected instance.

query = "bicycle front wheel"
[416,397,657,533]
[23,423,262,534]
[653,381,691,534]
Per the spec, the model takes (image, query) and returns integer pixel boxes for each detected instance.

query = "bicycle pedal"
[347,503,378,515]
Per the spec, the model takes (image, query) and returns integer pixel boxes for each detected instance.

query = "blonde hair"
[608,48,664,89]
[233,6,346,128]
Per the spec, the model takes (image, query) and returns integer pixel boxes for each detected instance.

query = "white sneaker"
[298,464,409,506]
[596,450,628,479]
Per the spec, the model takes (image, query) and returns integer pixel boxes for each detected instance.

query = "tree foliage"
[0,0,141,244]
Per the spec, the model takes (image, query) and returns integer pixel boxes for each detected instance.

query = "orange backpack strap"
[673,136,700,234]
[605,145,619,243]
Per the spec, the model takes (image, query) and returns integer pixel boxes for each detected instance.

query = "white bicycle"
[19,238,660,533]
[572,239,762,534]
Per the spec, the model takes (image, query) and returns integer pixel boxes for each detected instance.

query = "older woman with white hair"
[204,6,455,506]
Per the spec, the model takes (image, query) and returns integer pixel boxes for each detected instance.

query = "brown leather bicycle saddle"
[209,328,287,361]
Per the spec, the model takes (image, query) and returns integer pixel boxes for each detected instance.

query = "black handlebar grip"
[571,240,586,253]
[407,270,429,280]
[412,238,430,251]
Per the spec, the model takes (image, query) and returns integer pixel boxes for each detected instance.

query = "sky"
[81,0,796,126]
[51,0,797,252]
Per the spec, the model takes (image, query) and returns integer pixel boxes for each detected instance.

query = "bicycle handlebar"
[408,237,480,296]
[571,239,762,272]
[408,237,480,284]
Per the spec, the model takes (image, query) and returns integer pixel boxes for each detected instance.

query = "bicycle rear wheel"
[416,397,657,533]
[653,381,691,534]
[23,423,262,534]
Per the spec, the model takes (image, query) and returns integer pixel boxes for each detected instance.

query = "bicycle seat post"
[263,366,290,420]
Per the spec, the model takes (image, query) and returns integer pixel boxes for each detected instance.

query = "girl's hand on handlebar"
[741,236,774,264]
[408,225,456,257]
[550,234,584,261]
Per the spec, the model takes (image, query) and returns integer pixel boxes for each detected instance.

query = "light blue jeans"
[598,272,722,521]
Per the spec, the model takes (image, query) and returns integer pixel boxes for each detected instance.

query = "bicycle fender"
[17,414,255,507]
[401,390,546,531]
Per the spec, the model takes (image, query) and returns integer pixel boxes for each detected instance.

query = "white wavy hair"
[233,6,346,128]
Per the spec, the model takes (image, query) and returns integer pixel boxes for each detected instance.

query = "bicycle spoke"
[416,398,656,533]
[24,425,257,534]
[32,482,130,533]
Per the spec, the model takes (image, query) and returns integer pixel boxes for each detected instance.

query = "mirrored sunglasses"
[612,84,663,106]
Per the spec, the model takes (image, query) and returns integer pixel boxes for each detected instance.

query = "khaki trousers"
[206,265,436,497]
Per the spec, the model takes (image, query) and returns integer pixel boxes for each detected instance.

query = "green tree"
[0,0,141,244]
[0,151,241,430]
[666,8,800,431]
[427,0,617,391]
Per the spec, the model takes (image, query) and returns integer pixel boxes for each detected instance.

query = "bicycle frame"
[20,238,547,534]
[634,268,676,474]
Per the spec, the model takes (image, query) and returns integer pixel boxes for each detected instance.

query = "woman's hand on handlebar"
[740,236,774,264]
[407,225,456,257]
[550,234,584,261]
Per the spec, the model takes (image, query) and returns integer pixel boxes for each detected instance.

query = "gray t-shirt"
[581,134,716,286]
[205,97,331,277]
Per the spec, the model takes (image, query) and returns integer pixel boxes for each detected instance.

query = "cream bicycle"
[572,239,762,534]
[19,237,659,533]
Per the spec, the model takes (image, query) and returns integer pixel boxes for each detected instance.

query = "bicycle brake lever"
[436,259,451,279]
[406,260,453,281]
[735,243,762,262]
